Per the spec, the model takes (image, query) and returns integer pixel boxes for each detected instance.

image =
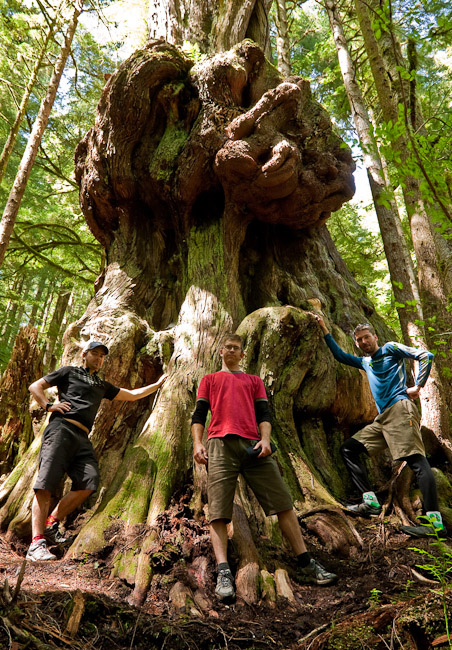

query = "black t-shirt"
[44,366,120,430]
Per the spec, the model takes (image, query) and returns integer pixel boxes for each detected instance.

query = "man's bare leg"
[210,519,229,564]
[50,489,93,521]
[31,489,52,538]
[210,519,235,600]
[277,509,307,555]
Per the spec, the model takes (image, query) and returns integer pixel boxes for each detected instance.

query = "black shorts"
[34,417,99,493]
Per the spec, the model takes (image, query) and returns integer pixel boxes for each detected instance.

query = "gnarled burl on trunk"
[1,40,409,608]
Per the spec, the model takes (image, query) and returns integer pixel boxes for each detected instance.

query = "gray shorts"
[354,398,425,460]
[207,435,293,522]
[34,417,99,493]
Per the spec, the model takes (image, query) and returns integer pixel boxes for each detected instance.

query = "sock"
[363,491,379,507]
[32,534,45,544]
[297,552,311,568]
[218,562,230,573]
[426,511,444,530]
[45,515,58,527]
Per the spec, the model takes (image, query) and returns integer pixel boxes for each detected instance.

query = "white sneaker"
[26,539,57,562]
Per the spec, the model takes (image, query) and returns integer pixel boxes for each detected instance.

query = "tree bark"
[0,0,83,266]
[147,0,273,54]
[0,326,43,474]
[275,0,291,76]
[43,288,72,370]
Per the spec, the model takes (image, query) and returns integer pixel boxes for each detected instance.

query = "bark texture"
[147,0,273,55]
[0,326,43,475]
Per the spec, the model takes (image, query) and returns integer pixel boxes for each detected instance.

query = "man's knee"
[341,437,368,459]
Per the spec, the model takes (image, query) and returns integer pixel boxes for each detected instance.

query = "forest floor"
[1,508,451,650]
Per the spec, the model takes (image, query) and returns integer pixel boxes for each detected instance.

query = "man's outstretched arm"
[114,373,168,401]
[313,314,363,370]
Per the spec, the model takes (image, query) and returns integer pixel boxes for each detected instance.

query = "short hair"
[353,323,376,338]
[220,333,243,349]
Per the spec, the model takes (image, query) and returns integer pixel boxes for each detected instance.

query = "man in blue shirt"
[315,315,445,538]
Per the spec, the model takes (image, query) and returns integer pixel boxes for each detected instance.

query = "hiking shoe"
[346,502,382,517]
[215,569,235,601]
[296,559,337,586]
[401,524,447,539]
[45,521,68,545]
[26,540,57,562]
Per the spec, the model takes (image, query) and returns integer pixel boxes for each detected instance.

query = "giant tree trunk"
[1,26,449,610]
[148,0,273,56]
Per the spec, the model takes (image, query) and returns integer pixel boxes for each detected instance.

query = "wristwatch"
[45,402,53,412]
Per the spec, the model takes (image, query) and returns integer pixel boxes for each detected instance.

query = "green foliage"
[328,203,400,334]
[410,519,452,648]
[368,587,383,607]
[0,5,122,370]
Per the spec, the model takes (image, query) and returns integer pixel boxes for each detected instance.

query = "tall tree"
[354,0,452,407]
[0,5,60,184]
[0,0,83,266]
[274,0,291,75]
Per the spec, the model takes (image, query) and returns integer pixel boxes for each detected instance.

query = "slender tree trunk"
[0,10,58,184]
[274,0,291,76]
[0,0,83,266]
[40,285,56,332]
[325,0,452,457]
[1,275,24,337]
[29,275,48,325]
[43,289,71,369]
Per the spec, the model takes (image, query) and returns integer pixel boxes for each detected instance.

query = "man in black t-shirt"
[27,341,167,562]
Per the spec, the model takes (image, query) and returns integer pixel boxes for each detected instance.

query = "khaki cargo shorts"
[207,435,293,522]
[354,398,425,460]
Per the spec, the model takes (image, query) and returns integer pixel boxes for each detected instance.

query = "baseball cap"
[84,341,109,355]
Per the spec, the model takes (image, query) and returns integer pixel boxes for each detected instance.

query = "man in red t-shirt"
[191,334,337,601]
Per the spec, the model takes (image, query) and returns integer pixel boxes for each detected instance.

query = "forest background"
[1,0,452,647]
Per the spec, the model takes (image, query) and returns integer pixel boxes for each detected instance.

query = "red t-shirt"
[197,371,268,441]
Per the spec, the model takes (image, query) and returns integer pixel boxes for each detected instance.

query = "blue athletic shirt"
[324,334,433,414]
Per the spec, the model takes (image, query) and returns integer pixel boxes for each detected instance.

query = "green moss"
[148,123,189,183]
[328,624,376,649]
